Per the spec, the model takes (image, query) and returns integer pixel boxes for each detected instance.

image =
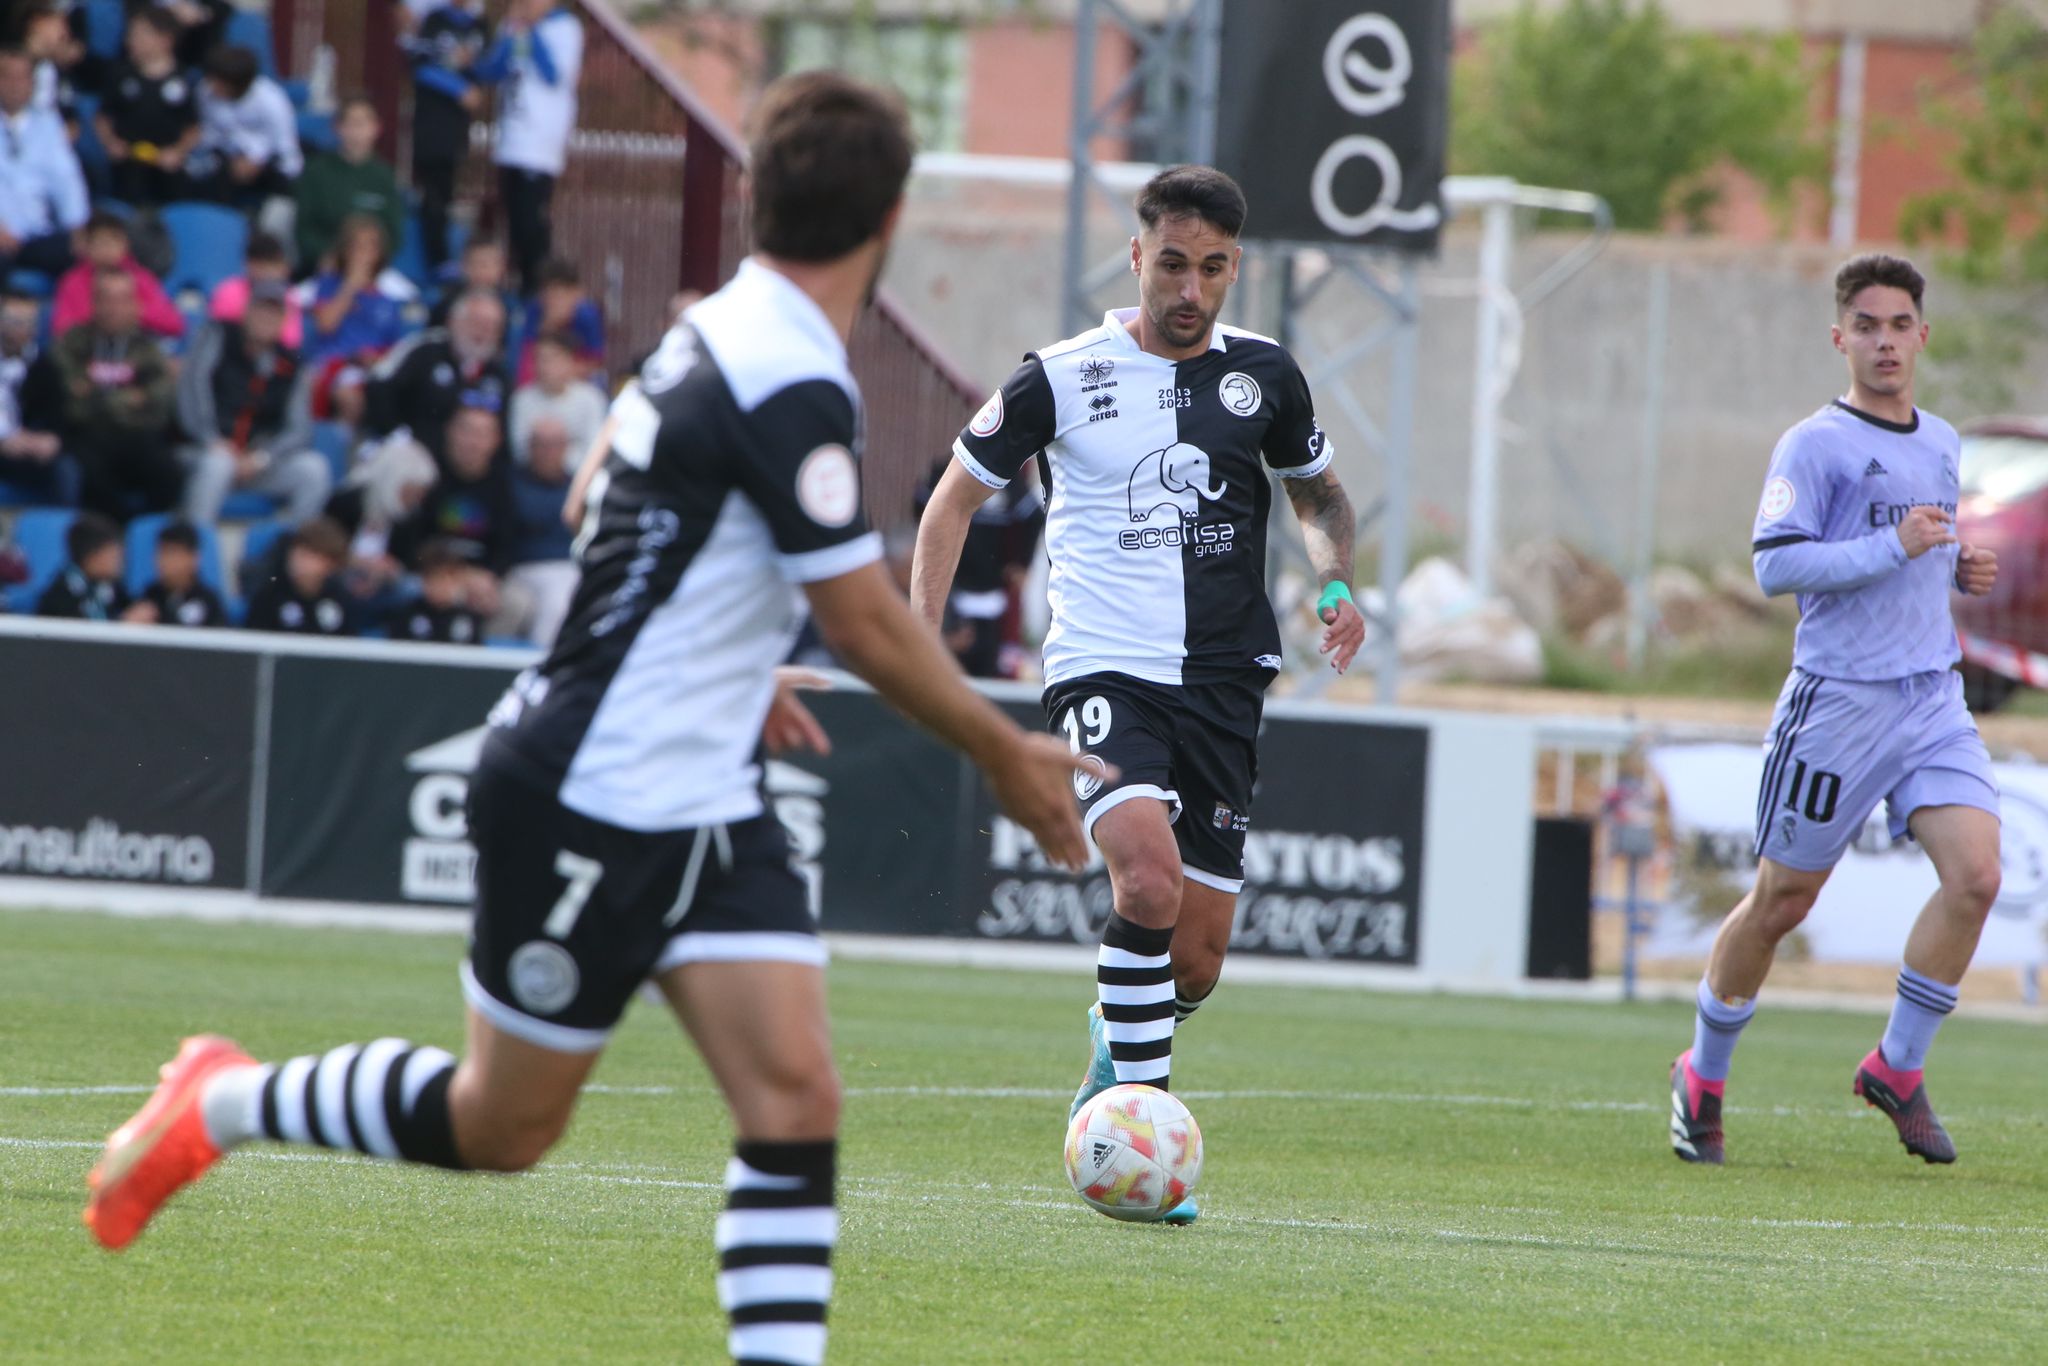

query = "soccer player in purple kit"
[1669,254,2002,1167]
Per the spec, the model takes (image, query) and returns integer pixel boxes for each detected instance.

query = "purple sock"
[1880,967,1958,1072]
[1690,975,1755,1083]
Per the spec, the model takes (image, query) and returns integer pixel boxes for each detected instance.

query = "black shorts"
[461,752,821,1054]
[1041,671,1265,891]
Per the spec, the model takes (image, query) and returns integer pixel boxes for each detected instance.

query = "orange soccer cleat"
[84,1034,255,1250]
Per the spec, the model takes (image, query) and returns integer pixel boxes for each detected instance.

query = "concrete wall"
[889,180,2048,567]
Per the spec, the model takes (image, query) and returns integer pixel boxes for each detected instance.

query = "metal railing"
[268,0,981,530]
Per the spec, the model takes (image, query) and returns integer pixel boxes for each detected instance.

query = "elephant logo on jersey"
[1128,443,1228,523]
[1219,372,1263,417]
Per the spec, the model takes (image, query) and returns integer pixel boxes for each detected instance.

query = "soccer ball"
[1063,1084,1203,1222]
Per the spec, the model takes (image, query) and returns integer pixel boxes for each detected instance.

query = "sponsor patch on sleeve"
[796,444,860,528]
[969,389,1004,438]
[1759,476,1796,522]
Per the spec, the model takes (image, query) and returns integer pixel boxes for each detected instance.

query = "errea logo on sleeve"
[1759,477,1796,522]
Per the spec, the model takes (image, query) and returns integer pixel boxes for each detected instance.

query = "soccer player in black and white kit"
[84,74,1095,1366]
[912,166,1366,1224]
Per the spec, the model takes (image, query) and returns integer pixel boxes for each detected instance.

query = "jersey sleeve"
[1261,351,1333,480]
[1751,425,1834,549]
[953,355,1057,490]
[731,379,884,584]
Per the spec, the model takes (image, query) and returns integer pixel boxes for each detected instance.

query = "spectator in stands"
[178,280,330,523]
[0,285,76,505]
[391,401,514,604]
[190,43,300,211]
[513,256,601,383]
[0,45,88,281]
[141,517,226,626]
[508,328,600,467]
[402,0,486,275]
[428,236,513,326]
[22,3,92,114]
[51,211,184,340]
[363,286,509,462]
[386,535,483,644]
[35,509,153,621]
[159,0,235,70]
[244,514,353,634]
[474,0,580,292]
[209,230,303,348]
[306,214,406,358]
[95,8,202,206]
[494,398,573,646]
[54,266,180,518]
[293,94,403,275]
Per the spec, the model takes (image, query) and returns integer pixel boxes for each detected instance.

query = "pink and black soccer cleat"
[1854,1047,1956,1164]
[1669,1050,1725,1165]
[84,1034,254,1249]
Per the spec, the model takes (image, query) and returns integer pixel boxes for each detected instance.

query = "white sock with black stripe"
[198,1040,468,1169]
[718,1140,837,1366]
[1099,912,1176,1090]
[1173,986,1213,1027]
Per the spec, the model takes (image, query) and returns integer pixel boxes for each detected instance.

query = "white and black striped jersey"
[484,259,882,830]
[954,308,1330,686]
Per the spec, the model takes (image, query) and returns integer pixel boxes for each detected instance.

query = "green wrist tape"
[1316,582,1353,615]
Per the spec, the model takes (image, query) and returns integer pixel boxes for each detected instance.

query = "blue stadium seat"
[83,0,125,61]
[122,513,225,599]
[160,204,249,299]
[239,517,293,571]
[311,421,353,484]
[225,11,278,80]
[5,507,76,614]
[7,269,53,299]
[297,110,336,154]
[220,490,281,520]
[283,78,311,110]
[70,93,108,178]
[393,211,430,288]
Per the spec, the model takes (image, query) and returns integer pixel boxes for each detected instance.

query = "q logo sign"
[1311,13,1443,240]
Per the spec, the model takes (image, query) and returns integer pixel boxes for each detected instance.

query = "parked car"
[1953,418,2048,711]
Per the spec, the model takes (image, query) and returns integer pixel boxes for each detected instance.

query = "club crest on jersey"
[796,444,860,528]
[970,390,1004,437]
[508,940,580,1015]
[1074,754,1109,800]
[1759,477,1796,522]
[1080,357,1115,385]
[1219,372,1263,417]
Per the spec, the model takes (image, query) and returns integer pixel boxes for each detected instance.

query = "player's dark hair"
[0,46,29,71]
[1136,165,1248,240]
[128,6,180,39]
[205,44,260,98]
[292,517,348,563]
[67,511,121,565]
[157,519,201,552]
[245,230,288,265]
[748,71,913,263]
[1835,254,1925,316]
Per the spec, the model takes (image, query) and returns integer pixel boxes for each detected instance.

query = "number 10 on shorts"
[1783,760,1842,823]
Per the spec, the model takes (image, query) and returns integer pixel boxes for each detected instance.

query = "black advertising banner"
[1214,1,1448,252]
[0,635,254,888]
[262,653,518,904]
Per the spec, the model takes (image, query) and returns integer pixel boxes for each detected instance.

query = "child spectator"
[178,280,330,523]
[513,257,601,384]
[94,8,201,205]
[304,214,408,427]
[244,514,352,634]
[22,3,92,114]
[53,267,180,518]
[190,43,301,210]
[35,509,153,621]
[387,535,484,644]
[0,46,89,281]
[428,236,513,326]
[507,329,600,467]
[402,0,486,274]
[391,401,514,587]
[0,286,75,505]
[208,231,304,348]
[473,0,581,291]
[141,517,226,625]
[294,94,404,274]
[495,399,574,646]
[51,211,184,339]
[153,0,236,71]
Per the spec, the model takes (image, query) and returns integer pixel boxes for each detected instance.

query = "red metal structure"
[268,0,980,530]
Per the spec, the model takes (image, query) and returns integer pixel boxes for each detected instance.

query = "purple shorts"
[1754,668,1999,870]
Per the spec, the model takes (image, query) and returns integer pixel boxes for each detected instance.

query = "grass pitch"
[3,906,2045,1363]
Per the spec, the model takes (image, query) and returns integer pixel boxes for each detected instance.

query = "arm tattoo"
[1286,469,1355,589]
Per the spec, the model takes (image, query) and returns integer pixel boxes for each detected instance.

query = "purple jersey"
[1750,400,1962,681]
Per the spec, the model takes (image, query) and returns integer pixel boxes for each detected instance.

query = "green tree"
[1452,0,1823,231]
[1898,7,2048,414]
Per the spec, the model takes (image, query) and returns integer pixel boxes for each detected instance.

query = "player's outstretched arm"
[1753,505,1948,597]
[804,562,1100,869]
[1285,467,1365,673]
[909,458,1000,630]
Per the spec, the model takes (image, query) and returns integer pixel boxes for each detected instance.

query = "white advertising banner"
[1650,744,2048,968]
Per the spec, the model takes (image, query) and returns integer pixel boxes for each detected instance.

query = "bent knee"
[1751,883,1821,937]
[463,1116,567,1173]
[737,1062,842,1139]
[1947,861,2002,916]
[1111,861,1183,923]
